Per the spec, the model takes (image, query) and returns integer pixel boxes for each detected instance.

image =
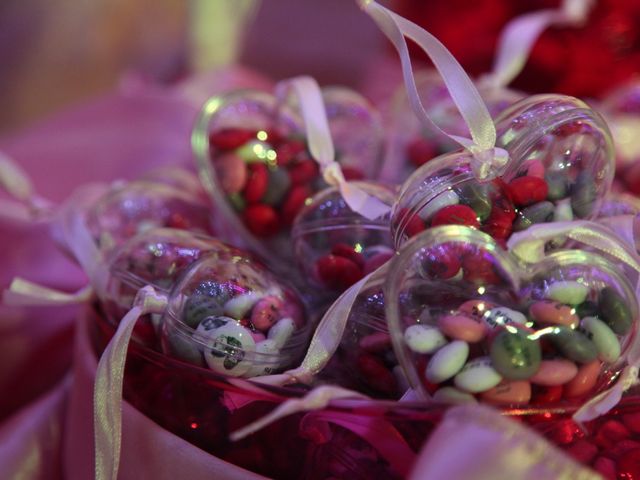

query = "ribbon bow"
[358,0,510,181]
[275,75,391,220]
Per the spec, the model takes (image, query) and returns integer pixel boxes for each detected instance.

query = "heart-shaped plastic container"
[291,181,396,297]
[86,180,214,252]
[160,246,310,378]
[383,69,524,182]
[99,228,233,346]
[390,94,615,249]
[385,225,638,407]
[192,87,383,270]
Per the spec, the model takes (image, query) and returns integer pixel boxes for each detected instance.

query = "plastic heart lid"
[390,94,615,248]
[385,225,638,408]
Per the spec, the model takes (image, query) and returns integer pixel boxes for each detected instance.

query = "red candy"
[316,254,363,290]
[407,138,437,167]
[209,128,256,150]
[622,412,640,434]
[507,176,548,207]
[530,385,563,405]
[594,420,631,449]
[281,185,311,226]
[566,440,599,464]
[243,204,280,237]
[331,243,365,268]
[288,159,319,185]
[275,140,306,166]
[593,456,616,480]
[421,248,461,279]
[431,204,479,228]
[482,196,516,239]
[617,448,640,480]
[356,353,397,396]
[243,163,269,204]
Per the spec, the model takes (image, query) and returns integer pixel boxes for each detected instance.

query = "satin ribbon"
[507,220,640,423]
[358,0,509,181]
[480,0,594,90]
[2,278,93,306]
[0,151,53,222]
[94,285,168,480]
[252,269,379,388]
[275,76,390,220]
[230,385,416,478]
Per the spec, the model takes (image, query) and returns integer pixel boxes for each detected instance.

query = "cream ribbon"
[275,76,391,220]
[507,220,640,423]
[0,151,53,222]
[480,0,595,90]
[94,285,168,480]
[358,0,510,181]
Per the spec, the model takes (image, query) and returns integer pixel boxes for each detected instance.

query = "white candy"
[404,324,447,354]
[200,321,256,376]
[246,339,280,377]
[546,281,588,305]
[223,292,261,319]
[267,317,296,348]
[418,190,459,221]
[453,356,502,393]
[581,316,621,363]
[553,198,573,222]
[483,307,527,329]
[426,340,469,383]
[432,386,477,405]
[195,315,234,335]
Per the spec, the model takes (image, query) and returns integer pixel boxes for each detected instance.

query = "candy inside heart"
[390,94,615,248]
[159,245,309,378]
[385,226,637,407]
[100,228,233,347]
[291,181,396,296]
[193,88,382,267]
[86,180,215,253]
[387,69,523,180]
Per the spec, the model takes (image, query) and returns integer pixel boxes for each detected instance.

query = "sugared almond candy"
[251,295,283,332]
[432,386,477,405]
[563,360,601,398]
[425,341,469,383]
[481,380,531,405]
[529,300,579,328]
[404,324,447,354]
[223,292,261,319]
[267,317,295,348]
[580,316,621,363]
[530,359,578,386]
[453,357,502,393]
[438,314,486,342]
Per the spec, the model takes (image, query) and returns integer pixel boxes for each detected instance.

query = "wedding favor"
[385,226,638,407]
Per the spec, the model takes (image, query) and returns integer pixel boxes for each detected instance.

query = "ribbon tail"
[229,385,367,441]
[94,286,167,480]
[2,278,93,306]
[339,183,391,220]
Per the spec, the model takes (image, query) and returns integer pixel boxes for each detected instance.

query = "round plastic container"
[160,247,310,378]
[86,180,214,252]
[99,228,233,346]
[192,87,383,271]
[382,69,523,183]
[385,225,638,408]
[390,94,615,248]
[291,181,396,296]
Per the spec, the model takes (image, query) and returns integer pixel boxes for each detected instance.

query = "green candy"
[545,171,568,201]
[183,295,223,328]
[570,171,597,218]
[490,330,541,380]
[262,168,291,205]
[598,287,632,335]
[513,201,555,231]
[548,327,598,364]
[458,183,492,221]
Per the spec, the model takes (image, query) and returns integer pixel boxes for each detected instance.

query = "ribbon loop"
[359,0,509,181]
[275,75,391,220]
[2,278,94,307]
